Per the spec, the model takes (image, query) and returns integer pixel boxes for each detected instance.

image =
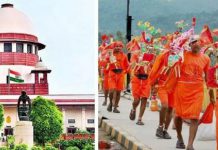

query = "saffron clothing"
[130,53,151,99]
[149,51,174,107]
[174,51,210,119]
[107,51,129,91]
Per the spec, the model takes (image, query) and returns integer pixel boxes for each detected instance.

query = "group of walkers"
[98,20,218,150]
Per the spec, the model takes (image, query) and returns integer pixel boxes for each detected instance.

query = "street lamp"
[126,0,132,93]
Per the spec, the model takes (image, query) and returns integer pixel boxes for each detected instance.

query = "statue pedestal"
[14,121,33,147]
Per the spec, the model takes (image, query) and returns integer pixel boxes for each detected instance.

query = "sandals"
[113,108,120,113]
[136,120,144,125]
[102,101,107,106]
[163,130,171,139]
[176,140,186,149]
[129,109,136,120]
[107,103,112,112]
[156,127,163,138]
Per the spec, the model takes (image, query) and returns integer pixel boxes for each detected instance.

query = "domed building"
[0,3,94,138]
[0,3,47,93]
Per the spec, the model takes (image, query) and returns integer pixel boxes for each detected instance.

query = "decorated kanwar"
[127,37,155,125]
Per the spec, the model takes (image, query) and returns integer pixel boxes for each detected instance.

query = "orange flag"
[126,39,140,52]
[207,65,218,88]
[199,103,214,125]
[104,42,115,51]
[199,25,213,46]
[126,39,134,50]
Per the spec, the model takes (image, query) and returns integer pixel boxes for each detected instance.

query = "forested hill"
[99,0,218,35]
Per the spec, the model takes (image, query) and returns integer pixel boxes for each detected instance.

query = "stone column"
[81,106,86,130]
[14,121,33,147]
[62,107,66,133]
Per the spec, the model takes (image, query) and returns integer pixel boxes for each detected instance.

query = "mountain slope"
[99,0,218,34]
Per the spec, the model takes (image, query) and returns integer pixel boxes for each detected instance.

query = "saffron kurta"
[107,51,129,91]
[149,51,174,107]
[130,53,151,99]
[99,59,109,90]
[174,51,210,119]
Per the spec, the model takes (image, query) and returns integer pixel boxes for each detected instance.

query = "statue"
[17,91,31,121]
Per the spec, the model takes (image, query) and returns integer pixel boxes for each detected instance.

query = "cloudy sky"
[2,0,97,94]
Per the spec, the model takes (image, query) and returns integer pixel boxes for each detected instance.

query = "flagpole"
[8,68,10,95]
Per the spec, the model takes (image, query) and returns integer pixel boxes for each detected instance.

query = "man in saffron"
[174,36,210,150]
[106,41,129,113]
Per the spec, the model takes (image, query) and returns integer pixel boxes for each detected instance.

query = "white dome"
[35,59,49,70]
[0,4,35,35]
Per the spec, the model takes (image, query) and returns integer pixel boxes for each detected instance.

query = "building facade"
[0,3,95,137]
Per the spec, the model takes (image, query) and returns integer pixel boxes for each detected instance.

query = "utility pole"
[126,0,132,93]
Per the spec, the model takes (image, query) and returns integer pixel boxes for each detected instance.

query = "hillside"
[99,0,218,35]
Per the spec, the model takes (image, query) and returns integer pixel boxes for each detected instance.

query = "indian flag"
[8,69,24,83]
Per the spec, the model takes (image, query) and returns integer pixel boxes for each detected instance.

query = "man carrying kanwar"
[106,41,129,113]
[173,34,213,150]
[128,39,155,125]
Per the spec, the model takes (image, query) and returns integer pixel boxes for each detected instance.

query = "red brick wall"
[0,52,38,66]
[0,83,48,95]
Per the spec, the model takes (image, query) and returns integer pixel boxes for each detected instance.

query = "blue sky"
[2,0,96,94]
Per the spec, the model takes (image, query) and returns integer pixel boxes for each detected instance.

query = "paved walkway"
[98,93,216,150]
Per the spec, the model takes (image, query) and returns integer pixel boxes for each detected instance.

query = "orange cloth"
[99,59,109,90]
[108,51,129,91]
[199,103,214,124]
[149,51,172,85]
[103,74,109,90]
[131,77,150,99]
[207,65,218,88]
[157,72,175,107]
[174,51,210,119]
[158,87,174,107]
[149,51,175,107]
[130,53,152,99]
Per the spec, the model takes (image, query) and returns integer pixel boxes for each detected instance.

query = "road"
[98,93,216,150]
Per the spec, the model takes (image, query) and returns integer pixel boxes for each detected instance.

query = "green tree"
[0,104,4,130]
[0,147,8,150]
[83,144,94,150]
[66,146,80,150]
[7,135,15,149]
[44,146,58,150]
[15,144,28,150]
[31,146,43,150]
[30,96,63,145]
